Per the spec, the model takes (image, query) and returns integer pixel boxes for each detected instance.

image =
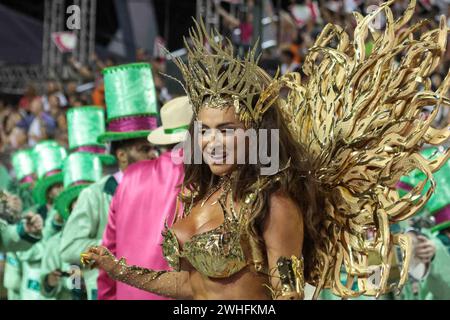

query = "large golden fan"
[278,0,450,298]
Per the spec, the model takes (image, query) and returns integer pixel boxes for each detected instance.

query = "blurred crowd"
[0,52,170,162]
[2,0,450,163]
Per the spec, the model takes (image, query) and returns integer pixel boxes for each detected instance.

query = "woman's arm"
[262,191,305,300]
[81,246,193,299]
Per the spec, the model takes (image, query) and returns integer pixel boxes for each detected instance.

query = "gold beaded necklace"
[200,174,233,208]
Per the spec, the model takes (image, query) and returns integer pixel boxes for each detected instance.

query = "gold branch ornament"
[278,0,450,298]
[171,20,281,128]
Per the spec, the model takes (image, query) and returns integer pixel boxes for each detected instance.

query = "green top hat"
[34,140,58,152]
[67,106,116,165]
[431,206,450,233]
[32,143,67,206]
[397,147,450,216]
[54,152,103,220]
[97,63,159,143]
[11,149,36,187]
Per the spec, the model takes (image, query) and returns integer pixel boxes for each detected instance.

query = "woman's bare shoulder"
[268,190,303,220]
[262,190,304,254]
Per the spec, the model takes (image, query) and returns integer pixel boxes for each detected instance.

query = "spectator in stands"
[27,97,56,146]
[48,95,62,119]
[18,84,38,113]
[54,111,68,148]
[280,48,300,75]
[42,80,68,112]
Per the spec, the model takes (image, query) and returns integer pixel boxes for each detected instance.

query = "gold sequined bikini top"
[161,179,250,278]
[162,171,288,278]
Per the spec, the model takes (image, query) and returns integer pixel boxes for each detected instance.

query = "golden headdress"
[278,0,450,298]
[171,20,280,128]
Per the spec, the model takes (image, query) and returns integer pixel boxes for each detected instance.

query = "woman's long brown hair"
[181,71,325,280]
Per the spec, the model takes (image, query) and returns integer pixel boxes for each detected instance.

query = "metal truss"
[0,65,45,95]
[0,0,97,94]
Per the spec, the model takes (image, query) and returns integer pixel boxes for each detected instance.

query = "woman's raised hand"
[81,245,118,277]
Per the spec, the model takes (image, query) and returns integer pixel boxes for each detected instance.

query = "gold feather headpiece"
[171,20,280,128]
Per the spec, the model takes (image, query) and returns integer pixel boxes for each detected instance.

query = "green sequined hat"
[97,63,159,143]
[67,106,116,165]
[397,147,450,218]
[34,140,58,151]
[32,142,67,206]
[431,207,450,233]
[11,149,36,188]
[54,152,103,220]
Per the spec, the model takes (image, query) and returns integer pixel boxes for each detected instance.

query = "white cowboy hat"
[148,96,193,145]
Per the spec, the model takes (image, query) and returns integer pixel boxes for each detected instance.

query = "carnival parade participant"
[97,96,192,300]
[2,148,42,300]
[15,141,67,299]
[82,0,450,300]
[60,64,159,300]
[41,152,103,300]
[425,204,450,299]
[395,147,450,299]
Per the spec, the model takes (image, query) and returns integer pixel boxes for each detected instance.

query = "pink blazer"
[98,150,184,300]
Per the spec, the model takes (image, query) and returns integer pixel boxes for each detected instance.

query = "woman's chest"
[172,199,228,247]
[173,190,246,241]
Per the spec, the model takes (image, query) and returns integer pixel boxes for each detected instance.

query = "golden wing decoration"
[278,0,450,298]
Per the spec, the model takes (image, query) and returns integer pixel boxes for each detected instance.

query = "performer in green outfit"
[0,204,42,251]
[0,163,10,190]
[15,142,67,299]
[2,148,43,300]
[395,147,450,300]
[40,152,103,300]
[424,208,450,299]
[7,149,37,209]
[65,106,116,166]
[60,64,158,299]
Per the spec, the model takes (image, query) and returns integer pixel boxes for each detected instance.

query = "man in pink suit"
[98,96,193,299]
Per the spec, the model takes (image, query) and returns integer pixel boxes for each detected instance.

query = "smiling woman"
[197,107,244,173]
[82,19,316,300]
[82,0,450,300]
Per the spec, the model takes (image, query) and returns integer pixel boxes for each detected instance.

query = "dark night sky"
[0,0,298,53]
[0,0,196,51]
[0,0,118,47]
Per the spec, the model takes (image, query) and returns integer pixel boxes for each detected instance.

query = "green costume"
[395,147,450,300]
[41,152,103,300]
[66,106,116,165]
[424,232,450,299]
[3,149,38,300]
[0,219,39,252]
[10,149,36,189]
[60,64,158,299]
[15,142,66,300]
[1,217,40,300]
[97,63,158,143]
[54,152,103,220]
[16,207,61,299]
[423,195,450,299]
[39,232,73,300]
[0,164,10,190]
[60,175,117,300]
[32,142,67,206]
[394,229,450,300]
